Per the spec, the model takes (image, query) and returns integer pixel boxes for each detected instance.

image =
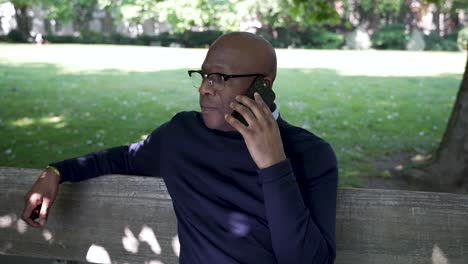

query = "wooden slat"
[1,167,467,264]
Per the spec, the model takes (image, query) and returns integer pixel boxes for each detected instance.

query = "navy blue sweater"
[51,111,338,264]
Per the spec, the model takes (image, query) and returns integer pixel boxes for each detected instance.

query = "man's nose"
[199,80,216,95]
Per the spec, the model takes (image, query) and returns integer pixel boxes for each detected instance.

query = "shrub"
[7,29,28,43]
[79,30,109,44]
[371,24,407,50]
[181,30,223,48]
[152,32,180,46]
[256,27,343,49]
[44,35,80,43]
[302,27,344,49]
[110,33,136,45]
[0,34,9,42]
[136,35,162,46]
[424,32,458,51]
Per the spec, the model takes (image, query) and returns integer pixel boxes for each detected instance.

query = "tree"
[0,0,43,39]
[403,56,468,193]
[290,0,468,193]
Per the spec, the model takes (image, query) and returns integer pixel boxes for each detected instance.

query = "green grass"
[0,44,465,187]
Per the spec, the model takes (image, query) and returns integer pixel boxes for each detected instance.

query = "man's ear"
[263,77,273,89]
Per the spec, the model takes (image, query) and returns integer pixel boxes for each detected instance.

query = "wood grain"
[1,167,467,264]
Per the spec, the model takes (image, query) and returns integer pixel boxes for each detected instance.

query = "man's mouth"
[200,106,217,113]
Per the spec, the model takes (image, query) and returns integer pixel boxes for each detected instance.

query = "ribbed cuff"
[257,159,293,184]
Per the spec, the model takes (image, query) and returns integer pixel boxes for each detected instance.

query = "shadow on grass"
[0,62,462,187]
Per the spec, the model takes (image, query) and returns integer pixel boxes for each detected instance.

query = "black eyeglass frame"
[187,70,265,83]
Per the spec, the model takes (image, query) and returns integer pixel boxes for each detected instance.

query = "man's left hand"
[225,92,286,169]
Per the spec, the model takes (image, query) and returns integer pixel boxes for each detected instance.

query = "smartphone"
[232,76,276,126]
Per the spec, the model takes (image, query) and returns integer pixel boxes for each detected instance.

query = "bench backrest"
[1,167,467,263]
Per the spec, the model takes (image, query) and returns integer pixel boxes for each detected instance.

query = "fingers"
[236,94,266,121]
[254,92,273,116]
[225,114,248,134]
[21,193,43,228]
[230,101,256,127]
[230,94,271,126]
[38,197,51,226]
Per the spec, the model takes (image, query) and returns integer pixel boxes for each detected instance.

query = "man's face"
[198,47,256,131]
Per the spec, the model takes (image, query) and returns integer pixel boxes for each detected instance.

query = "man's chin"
[201,112,232,131]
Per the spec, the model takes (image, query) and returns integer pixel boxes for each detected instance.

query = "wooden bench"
[1,167,467,264]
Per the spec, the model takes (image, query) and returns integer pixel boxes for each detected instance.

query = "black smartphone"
[232,76,276,126]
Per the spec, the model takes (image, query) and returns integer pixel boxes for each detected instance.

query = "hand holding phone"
[232,76,276,126]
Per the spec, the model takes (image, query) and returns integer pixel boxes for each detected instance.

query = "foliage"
[2,0,465,51]
[371,24,407,50]
[424,32,459,51]
[41,29,223,47]
[457,27,468,51]
[180,30,223,47]
[6,29,28,42]
[257,27,343,49]
[44,35,81,43]
[288,0,340,25]
[303,27,344,49]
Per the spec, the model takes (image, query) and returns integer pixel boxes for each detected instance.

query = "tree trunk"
[102,5,114,36]
[368,0,379,33]
[426,55,468,193]
[13,4,31,40]
[434,5,440,36]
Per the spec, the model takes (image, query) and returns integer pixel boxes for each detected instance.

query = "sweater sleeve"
[50,122,169,183]
[257,143,338,264]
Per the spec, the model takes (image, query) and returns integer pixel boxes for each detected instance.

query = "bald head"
[198,32,278,131]
[204,32,277,83]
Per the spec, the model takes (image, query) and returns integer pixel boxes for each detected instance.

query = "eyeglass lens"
[190,72,224,89]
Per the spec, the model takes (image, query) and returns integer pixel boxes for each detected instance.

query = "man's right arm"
[51,121,169,183]
[21,121,169,227]
[50,145,142,183]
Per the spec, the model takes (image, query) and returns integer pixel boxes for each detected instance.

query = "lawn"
[0,44,465,187]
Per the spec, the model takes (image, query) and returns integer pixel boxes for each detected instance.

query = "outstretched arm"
[21,121,169,227]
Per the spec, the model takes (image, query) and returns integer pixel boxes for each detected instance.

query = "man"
[22,32,338,264]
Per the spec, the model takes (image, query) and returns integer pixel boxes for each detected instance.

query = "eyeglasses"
[187,70,264,90]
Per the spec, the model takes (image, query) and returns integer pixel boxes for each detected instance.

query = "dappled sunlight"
[145,260,164,264]
[138,225,161,255]
[40,115,64,124]
[122,226,139,254]
[432,244,449,264]
[0,242,12,254]
[0,213,55,245]
[8,115,67,129]
[16,219,27,234]
[11,117,34,127]
[0,213,16,228]
[0,46,464,76]
[86,244,112,264]
[172,235,180,258]
[122,225,162,255]
[276,49,465,77]
[228,212,251,237]
[42,228,54,243]
[0,214,28,235]
[411,154,432,163]
[0,45,206,73]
